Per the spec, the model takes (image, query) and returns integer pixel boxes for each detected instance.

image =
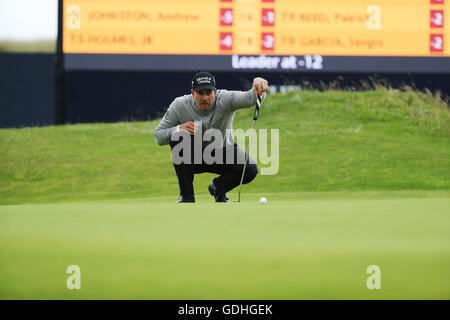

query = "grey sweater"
[154,88,264,147]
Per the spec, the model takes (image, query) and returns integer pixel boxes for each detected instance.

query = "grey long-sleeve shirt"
[154,88,265,147]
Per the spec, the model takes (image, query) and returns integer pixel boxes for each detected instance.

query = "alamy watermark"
[66,265,81,290]
[366,265,381,290]
[171,123,279,175]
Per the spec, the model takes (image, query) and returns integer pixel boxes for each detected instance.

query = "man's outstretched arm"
[154,103,179,146]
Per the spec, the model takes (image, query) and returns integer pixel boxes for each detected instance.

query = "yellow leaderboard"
[63,0,450,56]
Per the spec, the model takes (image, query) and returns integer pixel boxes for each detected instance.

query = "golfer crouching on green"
[154,71,268,203]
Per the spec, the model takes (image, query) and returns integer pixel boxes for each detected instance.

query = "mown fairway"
[1,192,449,299]
[1,89,449,299]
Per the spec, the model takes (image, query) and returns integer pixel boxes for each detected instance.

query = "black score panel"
[64,54,450,74]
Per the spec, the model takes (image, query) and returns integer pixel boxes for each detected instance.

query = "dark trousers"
[170,138,258,196]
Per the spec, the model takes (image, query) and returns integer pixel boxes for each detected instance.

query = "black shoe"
[208,180,229,203]
[176,195,195,203]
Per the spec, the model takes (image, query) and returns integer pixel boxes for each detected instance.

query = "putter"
[234,93,262,203]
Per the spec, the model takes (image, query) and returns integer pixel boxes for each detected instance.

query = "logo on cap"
[192,72,216,91]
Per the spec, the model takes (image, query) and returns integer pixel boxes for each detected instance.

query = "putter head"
[233,190,241,203]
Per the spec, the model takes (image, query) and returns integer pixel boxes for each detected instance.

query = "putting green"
[1,191,449,299]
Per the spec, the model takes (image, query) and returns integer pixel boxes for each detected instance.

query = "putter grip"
[253,94,262,120]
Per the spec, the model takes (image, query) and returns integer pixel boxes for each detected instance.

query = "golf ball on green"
[260,197,267,204]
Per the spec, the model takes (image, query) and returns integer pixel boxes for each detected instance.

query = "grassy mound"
[1,89,449,205]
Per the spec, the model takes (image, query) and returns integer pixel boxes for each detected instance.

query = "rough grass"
[0,89,449,205]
